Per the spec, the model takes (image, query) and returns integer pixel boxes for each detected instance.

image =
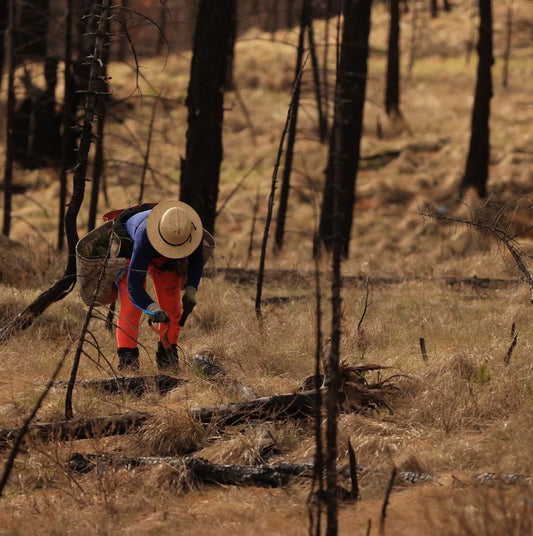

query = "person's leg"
[149,266,182,369]
[116,268,143,371]
[149,267,182,344]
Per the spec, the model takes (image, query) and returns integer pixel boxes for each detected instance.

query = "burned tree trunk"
[430,0,438,17]
[318,0,372,258]
[57,0,74,251]
[70,453,314,488]
[0,2,111,342]
[2,0,17,237]
[385,0,402,119]
[502,0,513,89]
[273,0,308,252]
[180,0,237,235]
[0,1,8,93]
[460,0,493,197]
[307,5,327,143]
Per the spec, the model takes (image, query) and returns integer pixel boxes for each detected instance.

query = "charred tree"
[180,0,237,235]
[87,15,111,232]
[0,1,8,93]
[385,0,402,119]
[430,0,438,17]
[460,0,494,197]
[502,0,513,88]
[17,0,49,57]
[0,2,111,342]
[57,0,74,251]
[273,0,308,252]
[318,0,372,258]
[307,4,327,143]
[2,0,17,237]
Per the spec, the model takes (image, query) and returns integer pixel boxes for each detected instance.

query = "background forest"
[0,0,532,535]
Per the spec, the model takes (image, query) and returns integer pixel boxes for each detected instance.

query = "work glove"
[182,286,197,315]
[146,302,170,324]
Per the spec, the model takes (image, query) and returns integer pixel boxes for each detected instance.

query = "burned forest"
[1,1,533,535]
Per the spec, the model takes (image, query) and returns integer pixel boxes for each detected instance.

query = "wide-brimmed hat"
[146,200,203,259]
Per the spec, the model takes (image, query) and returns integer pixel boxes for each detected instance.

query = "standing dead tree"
[180,0,237,236]
[318,0,372,258]
[385,0,402,120]
[502,0,514,88]
[0,0,111,343]
[460,0,494,197]
[2,0,17,237]
[273,0,309,253]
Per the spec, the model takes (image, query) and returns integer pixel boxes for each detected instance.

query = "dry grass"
[1,0,533,534]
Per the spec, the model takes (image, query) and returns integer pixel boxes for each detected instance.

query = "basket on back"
[76,221,128,306]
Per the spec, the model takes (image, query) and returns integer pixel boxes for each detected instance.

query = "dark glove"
[146,302,170,324]
[182,286,197,315]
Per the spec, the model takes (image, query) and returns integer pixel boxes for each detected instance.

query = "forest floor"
[1,1,533,534]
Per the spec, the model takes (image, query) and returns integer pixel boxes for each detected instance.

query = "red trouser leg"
[148,265,182,345]
[116,267,143,349]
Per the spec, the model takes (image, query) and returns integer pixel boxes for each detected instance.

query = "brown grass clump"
[132,408,209,457]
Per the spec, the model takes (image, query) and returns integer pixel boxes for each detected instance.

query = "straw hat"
[146,200,203,259]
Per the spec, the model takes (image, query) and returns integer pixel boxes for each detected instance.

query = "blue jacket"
[125,210,204,310]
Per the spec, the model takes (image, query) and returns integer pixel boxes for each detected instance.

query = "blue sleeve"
[127,227,158,310]
[186,242,204,289]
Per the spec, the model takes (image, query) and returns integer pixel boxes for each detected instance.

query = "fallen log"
[69,452,314,487]
[0,412,149,451]
[189,390,318,426]
[205,268,520,291]
[53,374,186,397]
[0,391,318,451]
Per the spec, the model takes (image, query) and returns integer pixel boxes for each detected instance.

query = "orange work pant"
[116,263,182,349]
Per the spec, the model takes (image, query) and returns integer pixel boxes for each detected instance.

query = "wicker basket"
[76,221,128,307]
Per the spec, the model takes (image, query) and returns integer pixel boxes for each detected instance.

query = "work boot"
[117,347,140,373]
[156,341,179,372]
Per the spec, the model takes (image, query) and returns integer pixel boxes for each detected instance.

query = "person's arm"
[127,227,157,311]
[186,242,204,289]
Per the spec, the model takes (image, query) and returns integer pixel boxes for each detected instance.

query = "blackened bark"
[17,0,49,57]
[307,5,327,143]
[87,17,111,232]
[180,0,237,235]
[273,0,308,252]
[385,0,402,119]
[0,2,109,342]
[460,0,493,197]
[57,0,73,251]
[2,0,17,237]
[0,1,8,93]
[318,0,372,258]
[502,0,513,88]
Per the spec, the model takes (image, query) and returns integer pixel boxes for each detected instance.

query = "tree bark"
[318,0,372,258]
[307,4,327,143]
[0,1,8,94]
[385,0,402,119]
[70,453,314,487]
[273,0,308,252]
[0,412,149,451]
[57,0,74,251]
[502,0,513,88]
[460,0,493,197]
[55,375,186,397]
[180,0,237,235]
[2,0,17,237]
[0,1,110,342]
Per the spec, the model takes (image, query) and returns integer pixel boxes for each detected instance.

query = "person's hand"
[182,286,197,315]
[146,302,170,324]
